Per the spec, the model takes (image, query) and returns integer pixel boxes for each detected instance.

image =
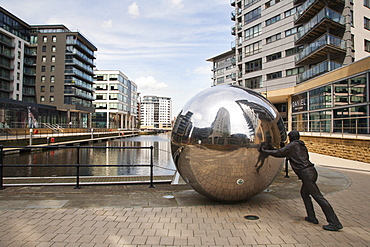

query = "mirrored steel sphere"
[171,85,287,202]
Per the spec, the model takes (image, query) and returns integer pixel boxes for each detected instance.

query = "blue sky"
[1,0,233,116]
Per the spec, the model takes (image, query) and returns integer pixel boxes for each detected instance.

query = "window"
[285,7,297,18]
[286,67,304,76]
[50,96,54,102]
[285,27,300,37]
[365,0,370,7]
[51,46,56,52]
[17,72,20,80]
[245,76,262,89]
[42,56,46,62]
[18,41,21,48]
[40,96,45,102]
[245,58,262,73]
[266,71,282,80]
[18,51,21,59]
[265,0,280,8]
[42,45,47,52]
[52,36,57,42]
[41,76,46,83]
[365,17,370,30]
[286,46,303,56]
[245,0,260,8]
[41,66,46,72]
[16,83,19,90]
[50,76,55,83]
[51,66,55,72]
[266,15,280,26]
[266,52,281,62]
[245,7,261,25]
[244,23,262,40]
[40,86,45,92]
[365,39,370,52]
[43,36,47,42]
[51,56,55,62]
[17,62,20,69]
[50,86,54,92]
[245,41,262,56]
[266,33,281,44]
[350,10,354,27]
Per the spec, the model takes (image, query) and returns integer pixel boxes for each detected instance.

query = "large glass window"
[245,58,262,73]
[245,41,262,56]
[334,106,368,133]
[245,76,262,89]
[292,113,308,132]
[266,15,280,26]
[309,111,331,132]
[309,85,331,110]
[334,80,349,106]
[244,7,261,25]
[244,23,262,41]
[350,75,367,103]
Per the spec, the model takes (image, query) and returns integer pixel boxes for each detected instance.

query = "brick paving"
[0,154,369,246]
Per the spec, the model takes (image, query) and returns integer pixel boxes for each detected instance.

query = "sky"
[1,0,233,116]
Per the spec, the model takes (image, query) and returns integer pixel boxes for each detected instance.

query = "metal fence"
[0,145,155,189]
[291,116,370,138]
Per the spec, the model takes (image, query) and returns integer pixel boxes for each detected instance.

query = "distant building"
[0,7,97,128]
[93,70,138,129]
[140,96,172,129]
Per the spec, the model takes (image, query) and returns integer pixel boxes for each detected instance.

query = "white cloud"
[135,76,168,93]
[101,19,113,29]
[128,2,140,18]
[194,65,212,75]
[166,0,184,8]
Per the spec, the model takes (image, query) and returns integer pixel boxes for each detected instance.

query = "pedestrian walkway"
[0,153,369,246]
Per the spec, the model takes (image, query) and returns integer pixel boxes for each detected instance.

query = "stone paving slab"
[0,162,369,246]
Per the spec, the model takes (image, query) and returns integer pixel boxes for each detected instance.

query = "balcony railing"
[295,7,345,42]
[296,60,341,84]
[295,34,346,62]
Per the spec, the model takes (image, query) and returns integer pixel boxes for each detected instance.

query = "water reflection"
[4,133,176,177]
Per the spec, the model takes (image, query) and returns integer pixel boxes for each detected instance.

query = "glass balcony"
[296,60,342,84]
[295,7,345,43]
[64,87,94,100]
[295,34,346,63]
[231,11,236,21]
[231,26,236,36]
[295,0,345,24]
[230,0,235,6]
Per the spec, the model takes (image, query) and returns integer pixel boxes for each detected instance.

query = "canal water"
[3,132,176,177]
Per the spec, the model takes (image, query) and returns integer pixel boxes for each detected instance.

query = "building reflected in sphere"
[171,85,287,202]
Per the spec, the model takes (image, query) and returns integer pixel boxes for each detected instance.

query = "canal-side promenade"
[0,153,369,247]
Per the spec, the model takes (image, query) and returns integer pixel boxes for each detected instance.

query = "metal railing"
[0,145,155,189]
[291,116,370,138]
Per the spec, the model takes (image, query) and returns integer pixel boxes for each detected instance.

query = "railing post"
[149,145,155,188]
[356,118,358,138]
[74,145,81,189]
[0,145,4,190]
[284,157,289,178]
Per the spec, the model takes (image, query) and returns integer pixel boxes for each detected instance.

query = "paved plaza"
[0,153,369,246]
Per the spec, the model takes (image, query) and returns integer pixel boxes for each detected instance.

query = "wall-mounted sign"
[292,92,307,112]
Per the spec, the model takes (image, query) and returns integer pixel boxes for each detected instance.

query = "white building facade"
[140,96,172,129]
[93,70,138,129]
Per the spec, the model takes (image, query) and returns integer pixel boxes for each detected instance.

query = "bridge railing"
[0,145,155,189]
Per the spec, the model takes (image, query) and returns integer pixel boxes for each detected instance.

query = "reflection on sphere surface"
[171,85,287,202]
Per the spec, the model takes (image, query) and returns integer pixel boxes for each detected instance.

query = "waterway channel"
[3,132,176,177]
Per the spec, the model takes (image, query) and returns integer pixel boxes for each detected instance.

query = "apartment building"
[0,7,97,128]
[140,96,172,129]
[208,0,370,134]
[93,70,138,129]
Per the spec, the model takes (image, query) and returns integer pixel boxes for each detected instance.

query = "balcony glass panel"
[295,7,345,42]
[296,60,341,84]
[295,34,346,62]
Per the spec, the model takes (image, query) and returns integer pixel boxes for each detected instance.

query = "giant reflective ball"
[171,85,287,202]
